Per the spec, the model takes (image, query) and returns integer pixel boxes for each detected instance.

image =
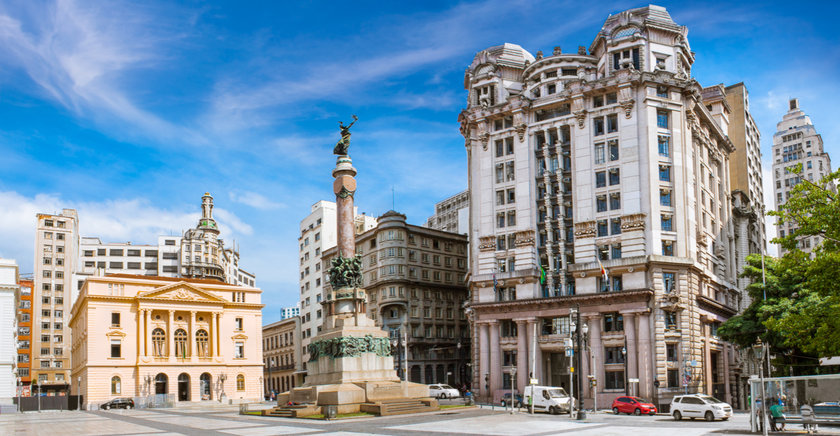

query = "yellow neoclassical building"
[69,274,263,407]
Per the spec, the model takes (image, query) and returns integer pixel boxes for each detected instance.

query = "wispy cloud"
[229,190,285,211]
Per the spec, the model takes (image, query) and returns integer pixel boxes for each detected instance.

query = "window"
[609,168,620,185]
[660,189,672,207]
[604,312,623,332]
[595,171,606,188]
[111,376,121,394]
[605,371,625,390]
[658,135,670,157]
[661,214,673,231]
[604,346,625,364]
[608,139,619,161]
[597,220,608,237]
[611,243,622,259]
[607,114,618,133]
[196,329,208,357]
[665,310,678,330]
[507,211,516,226]
[237,374,245,391]
[596,195,607,212]
[667,369,680,388]
[610,218,621,235]
[235,317,243,330]
[664,272,676,293]
[152,328,166,357]
[594,117,605,136]
[609,193,621,210]
[659,165,671,182]
[111,312,120,327]
[235,342,244,358]
[110,339,121,358]
[497,213,505,228]
[662,240,674,256]
[174,329,188,358]
[666,343,678,361]
[656,110,669,129]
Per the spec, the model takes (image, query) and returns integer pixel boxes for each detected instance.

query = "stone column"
[144,309,151,358]
[637,311,652,398]
[515,319,528,391]
[525,318,539,382]
[189,311,197,360]
[489,321,501,398]
[332,156,357,258]
[211,312,218,358]
[623,312,637,394]
[168,310,175,359]
[216,312,222,358]
[137,309,144,358]
[704,322,712,395]
[723,343,731,404]
[588,314,603,403]
[478,322,489,398]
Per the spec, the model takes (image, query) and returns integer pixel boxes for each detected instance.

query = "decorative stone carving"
[573,109,587,128]
[307,335,392,362]
[621,213,646,231]
[337,186,355,199]
[619,98,635,118]
[536,50,543,60]
[574,221,596,239]
[578,46,586,55]
[478,236,496,252]
[328,254,363,289]
[553,46,562,55]
[515,123,527,141]
[514,230,536,247]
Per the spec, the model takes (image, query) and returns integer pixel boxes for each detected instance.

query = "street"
[4,404,838,436]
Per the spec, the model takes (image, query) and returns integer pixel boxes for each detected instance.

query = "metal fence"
[749,374,840,432]
[133,394,176,409]
[14,395,83,412]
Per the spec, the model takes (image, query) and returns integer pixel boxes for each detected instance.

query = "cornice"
[470,289,653,314]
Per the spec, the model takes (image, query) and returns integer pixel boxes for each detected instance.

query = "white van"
[523,385,572,414]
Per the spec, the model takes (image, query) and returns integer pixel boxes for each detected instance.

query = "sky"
[0,0,838,322]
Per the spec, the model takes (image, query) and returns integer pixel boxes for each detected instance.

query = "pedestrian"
[801,403,817,434]
[770,398,786,431]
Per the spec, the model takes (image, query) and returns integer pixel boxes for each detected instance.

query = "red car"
[611,396,657,415]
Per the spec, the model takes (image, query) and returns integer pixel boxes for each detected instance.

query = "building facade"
[460,5,742,407]
[0,259,20,406]
[16,277,33,394]
[771,98,833,254]
[32,209,79,395]
[75,194,255,296]
[262,316,301,397]
[425,190,470,235]
[69,274,263,407]
[324,211,470,386]
[279,305,300,320]
[298,200,376,369]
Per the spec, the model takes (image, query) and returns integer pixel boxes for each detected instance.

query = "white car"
[428,384,460,399]
[671,394,733,421]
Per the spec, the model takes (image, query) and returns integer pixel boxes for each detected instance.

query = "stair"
[264,403,318,418]
[361,398,439,416]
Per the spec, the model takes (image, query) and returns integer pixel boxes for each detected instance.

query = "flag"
[539,265,546,285]
[493,272,498,293]
[597,256,608,280]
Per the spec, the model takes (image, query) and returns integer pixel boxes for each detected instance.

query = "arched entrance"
[178,373,190,401]
[199,373,212,401]
[155,373,168,394]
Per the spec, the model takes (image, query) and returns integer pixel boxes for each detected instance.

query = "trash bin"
[324,405,338,420]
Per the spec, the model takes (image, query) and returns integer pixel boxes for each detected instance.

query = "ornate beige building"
[460,5,743,407]
[262,316,302,398]
[69,274,263,407]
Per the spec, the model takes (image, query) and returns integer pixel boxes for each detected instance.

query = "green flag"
[539,265,546,284]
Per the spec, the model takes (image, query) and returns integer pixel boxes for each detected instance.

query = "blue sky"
[0,0,838,322]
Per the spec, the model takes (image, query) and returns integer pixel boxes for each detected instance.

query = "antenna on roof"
[392,185,396,211]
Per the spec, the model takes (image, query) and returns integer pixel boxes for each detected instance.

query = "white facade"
[280,305,300,320]
[425,190,470,235]
[771,98,832,254]
[298,201,376,366]
[0,259,19,406]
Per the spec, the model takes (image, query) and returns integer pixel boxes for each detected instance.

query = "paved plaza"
[5,405,837,436]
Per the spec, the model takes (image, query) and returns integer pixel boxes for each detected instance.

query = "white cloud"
[228,191,285,211]
[0,190,252,274]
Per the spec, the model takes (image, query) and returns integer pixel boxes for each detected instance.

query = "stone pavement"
[1,406,837,436]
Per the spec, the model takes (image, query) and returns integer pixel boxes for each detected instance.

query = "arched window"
[155,373,168,394]
[236,374,245,391]
[174,329,188,358]
[152,328,166,357]
[111,376,121,394]
[199,373,212,400]
[195,329,208,357]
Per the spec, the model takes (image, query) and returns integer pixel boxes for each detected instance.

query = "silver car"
[671,394,732,421]
[428,383,460,399]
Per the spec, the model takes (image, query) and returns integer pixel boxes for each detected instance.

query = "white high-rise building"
[771,98,832,254]
[0,258,20,409]
[280,305,300,320]
[425,190,470,235]
[298,201,376,368]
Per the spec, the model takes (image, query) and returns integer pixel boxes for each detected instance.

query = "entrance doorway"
[178,373,190,401]
[547,352,571,391]
[155,373,168,394]
[200,373,212,401]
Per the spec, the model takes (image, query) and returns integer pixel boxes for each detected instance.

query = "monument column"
[515,319,528,391]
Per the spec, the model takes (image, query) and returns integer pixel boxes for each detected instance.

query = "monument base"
[269,380,437,417]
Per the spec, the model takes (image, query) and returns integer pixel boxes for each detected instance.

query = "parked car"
[428,384,460,399]
[670,394,732,421]
[500,392,524,408]
[611,396,657,415]
[100,398,134,410]
[523,385,571,415]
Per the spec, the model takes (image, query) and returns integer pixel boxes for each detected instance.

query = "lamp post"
[390,334,403,381]
[219,373,227,400]
[621,346,627,396]
[77,376,82,410]
[575,305,586,420]
[456,341,462,387]
[752,339,769,436]
[509,366,517,414]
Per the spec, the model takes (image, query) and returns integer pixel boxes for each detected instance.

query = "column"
[189,311,196,359]
[515,319,528,391]
[215,312,222,358]
[211,312,218,358]
[588,314,603,403]
[623,312,637,394]
[168,310,175,359]
[138,309,145,357]
[704,322,712,395]
[525,318,539,382]
[144,309,151,358]
[723,343,731,404]
[479,322,489,398]
[637,311,652,398]
[489,321,501,398]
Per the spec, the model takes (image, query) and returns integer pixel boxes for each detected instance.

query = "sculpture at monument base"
[266,118,436,418]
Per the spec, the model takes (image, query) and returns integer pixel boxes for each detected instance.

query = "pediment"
[137,282,226,304]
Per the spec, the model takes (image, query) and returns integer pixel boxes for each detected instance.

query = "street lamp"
[575,309,587,420]
[509,366,517,415]
[456,341,462,387]
[621,345,628,396]
[390,334,403,381]
[219,373,228,400]
[77,376,82,410]
[752,338,769,436]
